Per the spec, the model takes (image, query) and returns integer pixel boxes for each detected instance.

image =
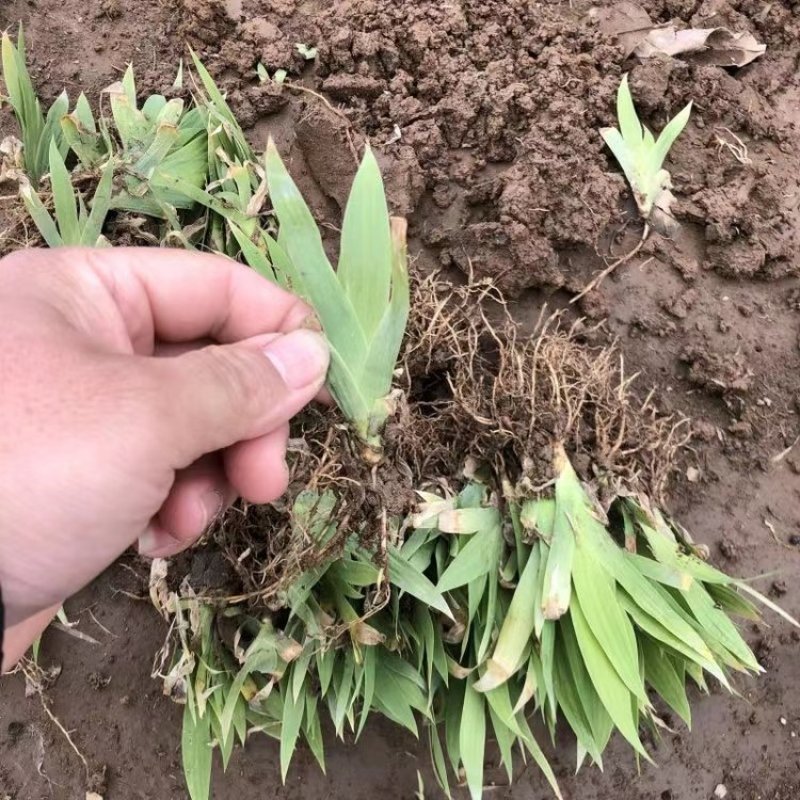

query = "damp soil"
[2,0,800,798]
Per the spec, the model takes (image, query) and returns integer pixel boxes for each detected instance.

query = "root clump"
[202,274,688,605]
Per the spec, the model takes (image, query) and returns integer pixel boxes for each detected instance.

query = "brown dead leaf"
[148,558,171,617]
[595,1,653,57]
[635,26,766,67]
[596,4,766,67]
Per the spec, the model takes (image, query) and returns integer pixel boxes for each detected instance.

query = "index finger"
[83,247,312,349]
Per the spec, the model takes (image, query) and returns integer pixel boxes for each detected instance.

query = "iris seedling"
[265,141,409,458]
[602,74,692,228]
[1,26,68,184]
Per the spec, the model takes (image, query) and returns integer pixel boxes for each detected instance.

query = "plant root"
[175,272,688,605]
[570,224,650,304]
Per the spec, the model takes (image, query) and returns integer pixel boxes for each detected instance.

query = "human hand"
[0,247,329,634]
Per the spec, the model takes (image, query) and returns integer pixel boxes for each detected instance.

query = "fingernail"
[199,489,225,530]
[138,527,182,557]
[137,529,160,556]
[264,329,330,390]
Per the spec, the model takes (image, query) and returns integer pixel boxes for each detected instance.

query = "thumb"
[148,328,330,466]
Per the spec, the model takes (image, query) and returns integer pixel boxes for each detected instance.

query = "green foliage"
[103,65,209,216]
[602,74,692,223]
[20,142,114,247]
[1,25,69,184]
[169,448,795,800]
[265,141,409,454]
[60,93,111,169]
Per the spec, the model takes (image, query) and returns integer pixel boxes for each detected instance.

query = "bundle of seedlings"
[2,29,796,800]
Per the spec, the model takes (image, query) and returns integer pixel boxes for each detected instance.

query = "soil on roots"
[185,276,686,608]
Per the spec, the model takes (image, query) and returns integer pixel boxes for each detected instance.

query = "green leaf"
[303,689,326,772]
[135,100,183,177]
[230,222,278,282]
[141,93,167,121]
[624,552,693,590]
[475,543,540,692]
[641,639,691,727]
[487,704,515,782]
[516,714,564,799]
[587,524,722,668]
[736,580,800,631]
[679,583,761,673]
[358,216,410,410]
[520,498,556,542]
[336,556,381,587]
[436,521,502,593]
[617,589,727,685]
[182,703,213,800]
[356,644,377,739]
[651,101,692,172]
[459,677,486,800]
[337,144,392,336]
[232,692,247,747]
[20,180,62,247]
[572,541,646,702]
[476,569,498,664]
[372,669,418,736]
[81,157,115,246]
[540,619,557,723]
[1,26,66,183]
[541,448,579,618]
[280,679,307,782]
[332,650,355,736]
[388,547,453,619]
[414,604,437,691]
[483,682,527,741]
[630,505,728,585]
[316,646,336,696]
[601,128,637,190]
[265,140,365,358]
[570,590,648,757]
[466,572,487,627]
[47,140,80,244]
[218,663,254,748]
[209,698,235,772]
[513,652,539,714]
[706,583,760,621]
[444,678,464,772]
[290,647,312,703]
[189,50,250,157]
[616,74,643,149]
[553,636,603,767]
[603,74,691,223]
[560,614,614,756]
[428,725,452,799]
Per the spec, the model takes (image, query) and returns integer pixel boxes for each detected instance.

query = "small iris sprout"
[602,74,692,232]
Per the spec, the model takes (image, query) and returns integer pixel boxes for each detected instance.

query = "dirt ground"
[2,0,800,798]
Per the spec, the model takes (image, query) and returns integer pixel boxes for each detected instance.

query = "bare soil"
[2,1,800,799]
